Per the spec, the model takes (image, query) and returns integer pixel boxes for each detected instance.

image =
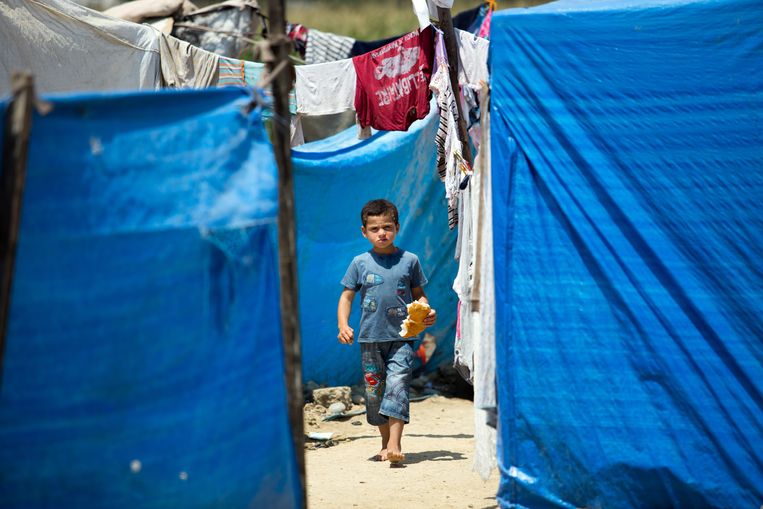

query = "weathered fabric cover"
[490,0,763,507]
[0,88,301,508]
[0,0,160,95]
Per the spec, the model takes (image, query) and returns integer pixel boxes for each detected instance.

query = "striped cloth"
[431,34,461,230]
[217,57,297,116]
[218,57,246,86]
[305,28,355,64]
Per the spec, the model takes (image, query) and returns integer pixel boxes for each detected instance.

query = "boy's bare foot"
[369,449,388,462]
[387,450,405,464]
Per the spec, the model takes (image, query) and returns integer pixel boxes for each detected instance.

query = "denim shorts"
[361,341,415,425]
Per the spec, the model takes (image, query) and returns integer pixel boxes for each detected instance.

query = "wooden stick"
[0,72,34,383]
[436,6,473,166]
[267,0,306,505]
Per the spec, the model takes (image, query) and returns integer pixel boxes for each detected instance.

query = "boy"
[337,199,436,464]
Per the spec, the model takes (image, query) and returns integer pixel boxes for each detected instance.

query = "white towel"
[295,59,356,116]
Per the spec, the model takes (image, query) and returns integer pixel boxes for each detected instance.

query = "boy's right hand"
[337,325,354,345]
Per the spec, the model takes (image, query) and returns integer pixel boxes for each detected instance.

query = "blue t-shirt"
[341,249,428,343]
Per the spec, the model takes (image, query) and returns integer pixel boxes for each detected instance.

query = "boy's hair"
[361,199,399,226]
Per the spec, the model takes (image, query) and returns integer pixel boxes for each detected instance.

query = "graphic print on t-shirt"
[363,296,377,312]
[365,273,384,286]
[353,26,434,131]
[386,306,407,330]
[374,47,420,80]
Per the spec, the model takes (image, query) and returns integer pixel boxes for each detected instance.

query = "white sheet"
[295,58,356,116]
[456,28,490,88]
[0,0,160,95]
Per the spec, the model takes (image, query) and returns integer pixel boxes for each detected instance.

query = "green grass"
[285,0,484,40]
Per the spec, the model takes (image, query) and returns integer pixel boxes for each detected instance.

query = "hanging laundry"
[350,34,400,58]
[471,84,496,416]
[295,59,356,116]
[305,28,355,65]
[159,33,220,89]
[452,175,475,381]
[217,57,297,117]
[217,56,246,86]
[430,30,467,230]
[287,23,308,60]
[477,7,493,39]
[455,28,490,147]
[467,84,497,480]
[299,110,358,144]
[348,3,484,58]
[353,26,435,132]
[293,58,357,145]
[456,29,489,88]
[437,109,465,232]
[455,3,489,36]
[412,0,432,30]
[431,43,451,181]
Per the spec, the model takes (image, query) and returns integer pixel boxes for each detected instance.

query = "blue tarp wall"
[490,0,763,507]
[293,109,458,386]
[0,88,301,508]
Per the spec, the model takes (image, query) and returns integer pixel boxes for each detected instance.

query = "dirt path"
[304,396,499,508]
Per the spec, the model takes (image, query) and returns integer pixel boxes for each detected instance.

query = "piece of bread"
[399,299,431,338]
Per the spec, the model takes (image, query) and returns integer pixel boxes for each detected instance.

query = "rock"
[327,402,346,415]
[351,394,365,405]
[351,420,362,426]
[312,386,352,409]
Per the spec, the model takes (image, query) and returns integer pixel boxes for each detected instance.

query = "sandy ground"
[304,396,499,509]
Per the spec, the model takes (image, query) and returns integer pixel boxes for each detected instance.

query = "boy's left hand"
[423,308,437,327]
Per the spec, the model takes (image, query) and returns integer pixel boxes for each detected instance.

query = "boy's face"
[362,214,399,252]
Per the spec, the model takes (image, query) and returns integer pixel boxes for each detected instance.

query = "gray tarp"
[0,0,160,95]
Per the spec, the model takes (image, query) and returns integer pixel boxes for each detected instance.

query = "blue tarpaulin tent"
[490,0,762,507]
[0,88,301,508]
[293,108,459,386]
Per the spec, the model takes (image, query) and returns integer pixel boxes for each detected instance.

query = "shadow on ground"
[399,449,466,465]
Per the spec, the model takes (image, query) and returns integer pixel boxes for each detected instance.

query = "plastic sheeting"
[0,88,301,508]
[293,108,458,386]
[490,1,763,508]
[0,0,160,96]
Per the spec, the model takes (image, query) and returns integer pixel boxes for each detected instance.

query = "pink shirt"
[353,26,435,131]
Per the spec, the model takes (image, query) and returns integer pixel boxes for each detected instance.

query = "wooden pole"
[436,6,473,165]
[266,0,306,506]
[0,72,34,383]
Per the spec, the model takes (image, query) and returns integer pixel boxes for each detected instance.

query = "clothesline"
[287,2,491,65]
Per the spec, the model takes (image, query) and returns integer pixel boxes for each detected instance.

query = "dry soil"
[304,395,499,509]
